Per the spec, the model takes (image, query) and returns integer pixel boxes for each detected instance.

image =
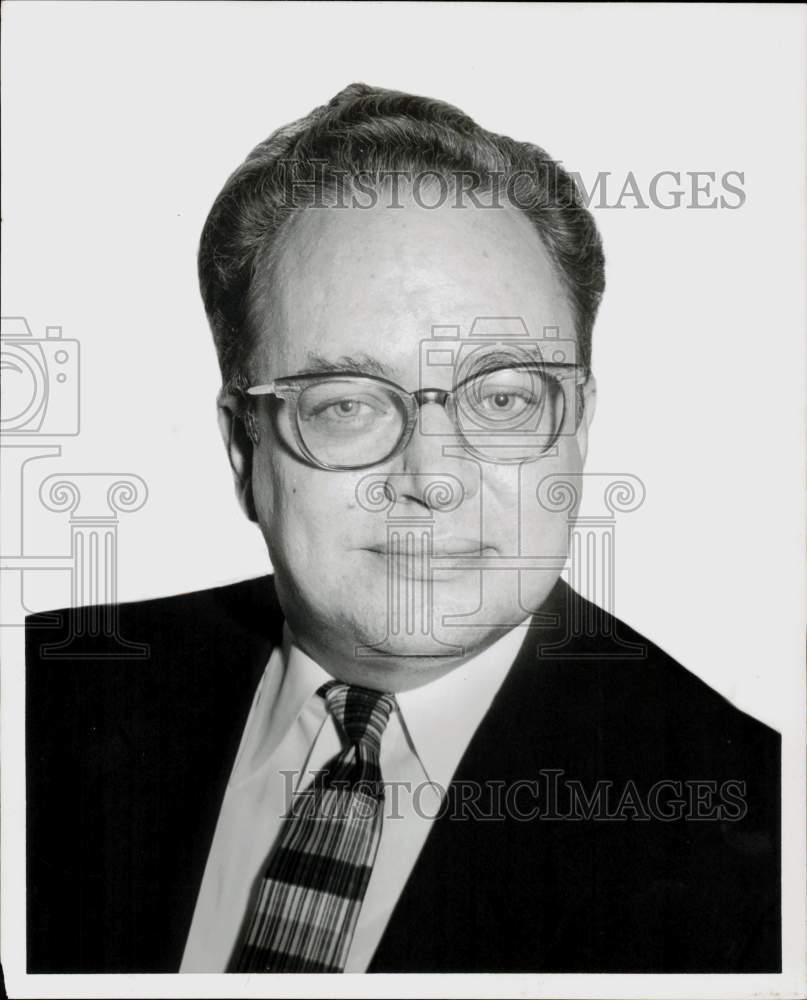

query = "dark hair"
[198,83,605,390]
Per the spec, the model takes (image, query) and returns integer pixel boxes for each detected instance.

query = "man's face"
[222,192,595,690]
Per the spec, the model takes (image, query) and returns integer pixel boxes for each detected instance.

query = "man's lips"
[362,540,496,558]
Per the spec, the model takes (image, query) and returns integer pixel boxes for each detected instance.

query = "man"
[26,83,780,974]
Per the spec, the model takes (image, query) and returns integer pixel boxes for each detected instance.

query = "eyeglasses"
[245,363,587,470]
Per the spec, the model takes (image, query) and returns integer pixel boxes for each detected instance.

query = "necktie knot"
[320,681,396,756]
[234,679,397,973]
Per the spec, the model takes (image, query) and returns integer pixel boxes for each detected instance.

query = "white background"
[2,3,805,998]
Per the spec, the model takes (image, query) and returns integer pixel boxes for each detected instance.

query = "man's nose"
[387,400,480,507]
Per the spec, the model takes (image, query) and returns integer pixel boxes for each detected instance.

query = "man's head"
[201,84,605,690]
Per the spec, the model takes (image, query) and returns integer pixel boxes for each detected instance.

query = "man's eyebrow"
[459,348,547,376]
[299,353,391,377]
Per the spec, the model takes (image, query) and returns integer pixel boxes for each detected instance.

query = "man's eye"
[327,399,367,417]
[477,388,536,415]
[305,396,384,422]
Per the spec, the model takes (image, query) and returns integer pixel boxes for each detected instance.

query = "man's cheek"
[275,484,355,560]
[251,447,282,518]
[256,455,308,525]
[515,458,578,559]
[484,469,557,557]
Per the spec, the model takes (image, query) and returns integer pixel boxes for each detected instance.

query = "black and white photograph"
[1,3,805,998]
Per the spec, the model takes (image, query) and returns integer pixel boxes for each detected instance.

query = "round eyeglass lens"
[455,367,564,460]
[456,367,549,431]
[295,378,408,467]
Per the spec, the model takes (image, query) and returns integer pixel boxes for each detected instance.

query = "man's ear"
[575,373,597,464]
[217,392,258,523]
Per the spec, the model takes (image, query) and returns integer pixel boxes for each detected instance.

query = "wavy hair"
[199,83,605,390]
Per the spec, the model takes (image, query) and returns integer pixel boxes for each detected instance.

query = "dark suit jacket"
[26,576,780,973]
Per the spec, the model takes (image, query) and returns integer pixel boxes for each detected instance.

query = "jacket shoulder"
[25,574,284,797]
[558,583,779,734]
[25,575,283,972]
[26,574,282,663]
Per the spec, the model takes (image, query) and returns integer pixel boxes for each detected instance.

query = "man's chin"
[338,606,524,675]
[352,630,471,662]
[279,570,556,688]
[331,634,481,692]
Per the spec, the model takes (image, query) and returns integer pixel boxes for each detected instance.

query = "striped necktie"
[233,680,396,973]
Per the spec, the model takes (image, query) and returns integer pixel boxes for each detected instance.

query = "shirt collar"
[272,624,333,739]
[395,621,531,789]
[237,619,531,788]
[235,623,332,779]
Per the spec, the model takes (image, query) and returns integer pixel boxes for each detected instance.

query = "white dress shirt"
[180,621,530,972]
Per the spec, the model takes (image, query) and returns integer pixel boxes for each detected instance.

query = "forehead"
[250,195,575,380]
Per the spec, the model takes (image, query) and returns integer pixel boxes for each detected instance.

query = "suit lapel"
[369,580,583,972]
[156,579,283,967]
